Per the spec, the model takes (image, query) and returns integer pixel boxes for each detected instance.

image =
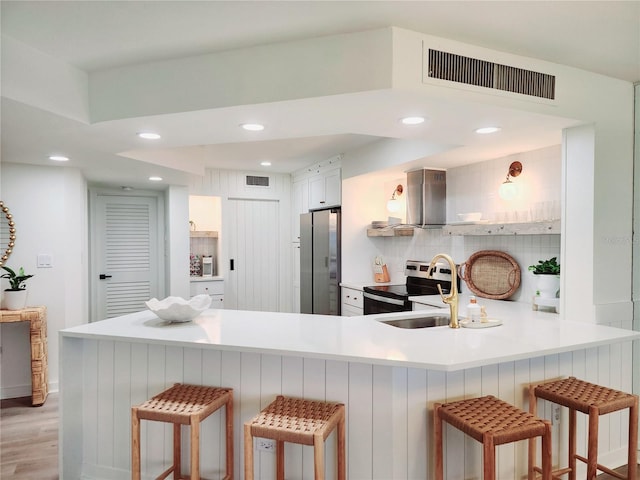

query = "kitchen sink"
[380,314,458,329]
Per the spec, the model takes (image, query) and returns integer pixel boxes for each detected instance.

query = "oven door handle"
[363,292,407,306]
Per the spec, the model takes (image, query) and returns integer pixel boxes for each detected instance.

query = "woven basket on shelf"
[460,250,521,300]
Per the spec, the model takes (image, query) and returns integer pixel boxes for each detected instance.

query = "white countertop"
[190,276,224,282]
[340,280,403,290]
[60,298,640,371]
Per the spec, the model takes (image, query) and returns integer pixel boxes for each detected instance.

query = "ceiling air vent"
[427,49,555,100]
[245,175,270,187]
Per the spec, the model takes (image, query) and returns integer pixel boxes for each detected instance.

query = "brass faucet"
[428,253,460,329]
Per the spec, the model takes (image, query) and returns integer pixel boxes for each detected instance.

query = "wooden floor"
[596,464,640,480]
[1,394,59,480]
[0,392,638,479]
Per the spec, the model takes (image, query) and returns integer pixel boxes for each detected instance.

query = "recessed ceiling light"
[401,116,425,125]
[475,126,502,134]
[240,123,265,131]
[260,161,272,166]
[148,176,163,182]
[137,132,161,140]
[48,155,69,162]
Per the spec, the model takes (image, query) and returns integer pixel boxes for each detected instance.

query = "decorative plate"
[145,294,211,322]
[459,250,521,300]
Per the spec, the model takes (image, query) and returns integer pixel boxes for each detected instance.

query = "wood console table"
[0,307,48,406]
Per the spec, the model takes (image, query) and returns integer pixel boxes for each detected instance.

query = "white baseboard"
[0,383,32,400]
[1,381,59,400]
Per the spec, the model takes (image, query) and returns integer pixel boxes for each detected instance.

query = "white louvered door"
[91,193,162,321]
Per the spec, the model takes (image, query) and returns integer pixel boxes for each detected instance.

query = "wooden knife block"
[374,264,390,283]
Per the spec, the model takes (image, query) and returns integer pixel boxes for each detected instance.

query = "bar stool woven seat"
[529,377,638,480]
[435,395,552,480]
[244,395,345,480]
[132,383,233,480]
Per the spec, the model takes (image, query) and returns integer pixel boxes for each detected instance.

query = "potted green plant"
[528,257,560,298]
[1,266,34,310]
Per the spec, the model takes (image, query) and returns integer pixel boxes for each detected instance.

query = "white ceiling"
[2,1,639,187]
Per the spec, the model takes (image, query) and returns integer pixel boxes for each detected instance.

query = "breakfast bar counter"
[59,304,639,479]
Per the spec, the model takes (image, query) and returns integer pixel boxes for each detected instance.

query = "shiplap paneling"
[62,338,636,480]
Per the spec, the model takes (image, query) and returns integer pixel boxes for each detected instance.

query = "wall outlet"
[552,404,561,425]
[257,438,275,452]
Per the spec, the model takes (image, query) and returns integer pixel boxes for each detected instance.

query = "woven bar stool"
[244,395,345,480]
[131,383,233,480]
[435,395,552,480]
[529,377,638,480]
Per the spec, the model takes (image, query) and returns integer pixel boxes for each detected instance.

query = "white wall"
[89,28,393,122]
[165,185,189,299]
[0,163,88,398]
[1,35,89,122]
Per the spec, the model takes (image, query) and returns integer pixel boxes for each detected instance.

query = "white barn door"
[90,192,164,321]
[225,198,279,311]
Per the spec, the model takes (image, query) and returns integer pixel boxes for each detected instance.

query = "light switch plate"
[37,254,53,268]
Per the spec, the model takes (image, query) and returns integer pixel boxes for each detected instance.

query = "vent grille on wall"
[427,49,556,100]
[246,175,270,187]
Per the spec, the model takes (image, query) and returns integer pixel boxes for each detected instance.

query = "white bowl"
[145,295,212,322]
[457,212,482,222]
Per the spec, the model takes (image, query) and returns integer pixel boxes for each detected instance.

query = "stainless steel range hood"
[406,169,446,227]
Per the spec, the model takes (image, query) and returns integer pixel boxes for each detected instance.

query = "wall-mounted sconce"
[387,184,403,212]
[498,161,523,200]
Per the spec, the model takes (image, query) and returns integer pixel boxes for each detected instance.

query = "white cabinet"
[341,287,363,316]
[309,167,341,210]
[190,279,224,308]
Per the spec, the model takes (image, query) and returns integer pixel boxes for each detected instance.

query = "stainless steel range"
[362,260,459,315]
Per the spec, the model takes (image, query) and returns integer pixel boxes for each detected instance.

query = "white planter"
[4,289,28,310]
[534,274,560,299]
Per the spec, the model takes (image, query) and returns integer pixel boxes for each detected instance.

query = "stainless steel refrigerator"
[300,208,341,315]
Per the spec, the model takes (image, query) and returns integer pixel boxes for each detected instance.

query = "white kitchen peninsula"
[59,305,639,480]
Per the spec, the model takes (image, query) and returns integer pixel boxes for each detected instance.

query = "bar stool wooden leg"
[482,432,496,480]
[225,394,234,480]
[541,420,552,480]
[434,403,444,480]
[528,388,538,480]
[337,410,346,480]
[132,409,141,480]
[244,423,254,480]
[568,408,577,480]
[586,406,599,480]
[173,423,181,479]
[276,440,285,480]
[629,398,638,480]
[314,432,325,479]
[190,418,200,480]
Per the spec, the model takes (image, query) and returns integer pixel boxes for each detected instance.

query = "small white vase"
[4,289,28,310]
[534,274,560,299]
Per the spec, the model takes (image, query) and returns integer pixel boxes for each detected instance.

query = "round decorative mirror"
[0,201,16,266]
